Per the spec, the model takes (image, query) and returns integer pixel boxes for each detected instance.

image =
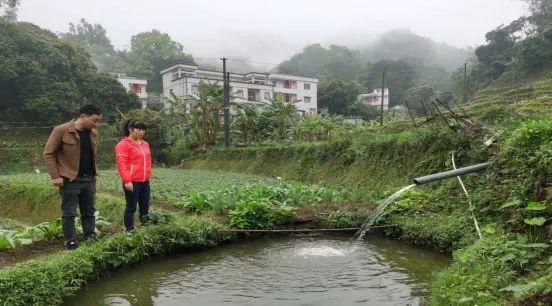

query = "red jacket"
[115,137,152,184]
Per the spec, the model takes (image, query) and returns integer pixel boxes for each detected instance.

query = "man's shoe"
[66,241,78,251]
[140,216,151,227]
[84,233,98,242]
[126,230,134,237]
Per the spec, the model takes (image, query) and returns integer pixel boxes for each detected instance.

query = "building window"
[304,83,310,90]
[248,89,258,102]
[284,94,291,102]
[304,96,311,103]
[264,92,270,100]
[131,84,142,93]
[235,89,244,98]
[283,80,291,89]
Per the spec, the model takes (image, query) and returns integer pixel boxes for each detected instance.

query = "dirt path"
[0,227,123,269]
[0,239,65,268]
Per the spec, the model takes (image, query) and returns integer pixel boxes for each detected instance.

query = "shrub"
[272,205,296,225]
[328,210,358,228]
[229,200,274,229]
[430,234,548,305]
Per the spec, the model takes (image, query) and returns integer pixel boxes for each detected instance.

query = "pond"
[65,234,449,305]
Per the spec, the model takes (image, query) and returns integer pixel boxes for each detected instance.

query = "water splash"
[354,184,417,241]
[297,246,347,257]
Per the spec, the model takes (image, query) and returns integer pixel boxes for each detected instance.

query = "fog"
[18,0,527,68]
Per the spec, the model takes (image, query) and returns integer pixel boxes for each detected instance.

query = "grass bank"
[0,217,230,305]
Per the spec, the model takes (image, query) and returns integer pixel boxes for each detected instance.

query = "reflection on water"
[64,235,450,306]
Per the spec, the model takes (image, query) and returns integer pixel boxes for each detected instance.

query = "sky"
[17,0,528,69]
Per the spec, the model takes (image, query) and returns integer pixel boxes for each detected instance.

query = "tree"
[127,30,194,93]
[277,44,364,81]
[318,45,364,81]
[0,0,19,22]
[475,18,527,78]
[232,104,262,144]
[78,73,140,120]
[362,60,417,107]
[277,44,328,78]
[416,64,451,93]
[61,19,127,73]
[524,0,552,34]
[347,102,380,121]
[516,36,552,73]
[184,82,224,150]
[450,59,489,103]
[293,115,343,141]
[0,22,138,122]
[318,80,361,115]
[122,108,175,162]
[261,93,298,140]
[403,86,435,115]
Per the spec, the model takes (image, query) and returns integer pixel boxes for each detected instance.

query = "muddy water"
[65,235,449,306]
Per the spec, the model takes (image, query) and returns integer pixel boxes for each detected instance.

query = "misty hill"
[361,29,472,71]
[277,29,472,80]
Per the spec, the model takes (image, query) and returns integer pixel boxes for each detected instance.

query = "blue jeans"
[123,181,150,231]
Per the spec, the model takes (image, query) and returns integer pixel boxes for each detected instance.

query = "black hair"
[123,119,147,136]
[77,104,102,117]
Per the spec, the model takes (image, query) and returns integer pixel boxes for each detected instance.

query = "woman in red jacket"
[115,119,152,234]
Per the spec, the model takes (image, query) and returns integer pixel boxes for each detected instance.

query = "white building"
[160,64,318,115]
[358,88,389,110]
[115,74,148,108]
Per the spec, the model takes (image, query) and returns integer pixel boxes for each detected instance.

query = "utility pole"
[463,62,468,103]
[221,57,230,146]
[225,72,231,146]
[380,69,386,126]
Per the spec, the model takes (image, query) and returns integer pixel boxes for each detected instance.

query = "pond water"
[65,235,449,306]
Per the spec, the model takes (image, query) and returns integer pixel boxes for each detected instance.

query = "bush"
[328,210,359,228]
[430,234,549,305]
[272,205,296,225]
[229,199,274,229]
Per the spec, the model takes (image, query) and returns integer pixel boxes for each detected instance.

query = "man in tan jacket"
[43,104,102,250]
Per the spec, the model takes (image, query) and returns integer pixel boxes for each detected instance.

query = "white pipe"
[452,151,483,239]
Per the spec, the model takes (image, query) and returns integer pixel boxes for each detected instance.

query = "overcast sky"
[18,0,527,68]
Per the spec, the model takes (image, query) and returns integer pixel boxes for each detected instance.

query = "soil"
[0,227,122,268]
[295,202,373,222]
[519,293,552,306]
[0,239,64,268]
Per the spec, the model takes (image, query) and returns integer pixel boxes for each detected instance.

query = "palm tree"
[233,104,262,144]
[293,114,343,141]
[184,82,224,150]
[263,93,298,140]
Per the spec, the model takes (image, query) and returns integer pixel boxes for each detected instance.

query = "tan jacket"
[43,120,99,180]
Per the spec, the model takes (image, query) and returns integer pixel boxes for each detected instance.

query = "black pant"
[123,181,150,231]
[60,176,96,243]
